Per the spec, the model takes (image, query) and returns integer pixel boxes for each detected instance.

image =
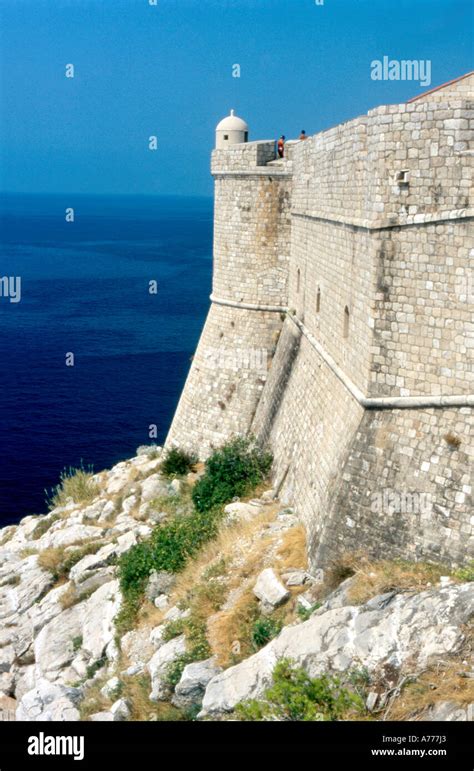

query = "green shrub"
[117,508,222,632]
[163,654,193,691]
[161,448,197,478]
[86,655,107,680]
[192,437,272,513]
[72,635,83,652]
[251,617,282,650]
[236,659,363,721]
[297,602,321,622]
[162,618,186,642]
[46,464,99,510]
[454,560,474,582]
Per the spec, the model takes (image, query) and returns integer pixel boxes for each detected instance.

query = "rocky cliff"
[0,446,472,722]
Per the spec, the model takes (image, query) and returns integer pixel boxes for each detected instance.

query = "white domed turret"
[215,109,249,149]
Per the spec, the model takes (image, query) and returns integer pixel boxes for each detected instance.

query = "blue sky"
[1,0,472,196]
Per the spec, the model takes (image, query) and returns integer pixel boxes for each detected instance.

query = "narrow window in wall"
[297,268,301,293]
[316,286,321,313]
[343,306,350,339]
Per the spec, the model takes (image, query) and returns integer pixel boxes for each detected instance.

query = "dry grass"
[79,679,111,720]
[121,674,183,721]
[37,546,66,573]
[48,468,99,510]
[345,556,458,606]
[134,503,283,662]
[274,525,307,572]
[0,526,16,547]
[31,513,61,540]
[79,671,184,722]
[159,506,277,613]
[207,587,260,667]
[388,656,474,721]
[20,547,39,558]
[59,582,77,609]
[133,500,309,673]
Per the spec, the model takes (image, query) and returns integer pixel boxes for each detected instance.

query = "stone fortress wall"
[167,73,474,569]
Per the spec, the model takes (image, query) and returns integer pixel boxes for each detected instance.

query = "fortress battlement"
[167,75,474,570]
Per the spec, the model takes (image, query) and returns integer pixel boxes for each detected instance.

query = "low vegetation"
[161,447,197,478]
[38,541,103,583]
[46,465,99,510]
[235,659,364,721]
[31,513,61,540]
[191,437,272,513]
[251,617,283,650]
[116,438,273,633]
[309,554,464,608]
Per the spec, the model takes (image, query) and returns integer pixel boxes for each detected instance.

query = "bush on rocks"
[236,659,363,721]
[192,438,272,513]
[161,448,197,479]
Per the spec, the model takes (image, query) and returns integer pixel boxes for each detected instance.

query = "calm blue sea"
[0,193,213,525]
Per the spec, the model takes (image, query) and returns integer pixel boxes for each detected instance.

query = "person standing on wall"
[299,130,307,140]
[277,135,285,158]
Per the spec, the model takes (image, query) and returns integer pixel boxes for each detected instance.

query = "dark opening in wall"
[343,306,350,339]
[297,268,301,293]
[316,287,321,313]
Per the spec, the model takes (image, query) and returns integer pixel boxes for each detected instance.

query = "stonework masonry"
[166,74,474,569]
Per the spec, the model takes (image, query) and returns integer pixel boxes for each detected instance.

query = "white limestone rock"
[148,635,187,701]
[224,501,262,522]
[149,625,166,650]
[146,570,175,601]
[0,556,54,619]
[101,677,121,699]
[110,698,130,721]
[116,531,137,554]
[33,604,84,680]
[121,495,137,515]
[169,479,182,495]
[12,663,36,702]
[200,584,474,717]
[135,445,162,457]
[121,628,154,666]
[74,567,116,596]
[16,679,81,721]
[81,580,121,662]
[0,645,15,674]
[98,500,116,523]
[425,701,468,721]
[172,658,222,709]
[37,524,104,551]
[80,500,107,523]
[69,543,117,582]
[253,568,290,608]
[140,474,168,503]
[164,605,190,623]
[106,463,132,495]
[282,570,308,587]
[27,582,72,636]
[90,710,114,721]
